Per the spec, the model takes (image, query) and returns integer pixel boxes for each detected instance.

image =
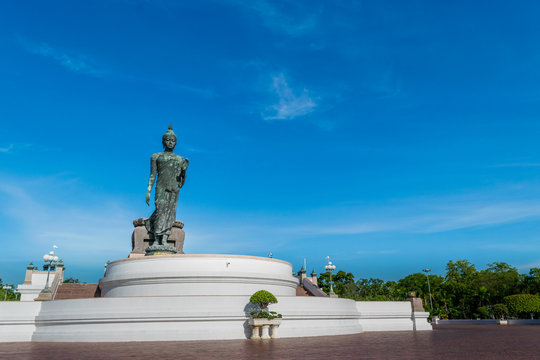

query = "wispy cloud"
[19,39,108,76]
[177,192,540,260]
[374,68,402,98]
[161,80,216,98]
[479,243,540,252]
[415,201,540,233]
[491,163,540,168]
[182,143,205,153]
[18,37,214,97]
[0,144,14,153]
[263,73,316,121]
[204,189,540,240]
[0,175,136,266]
[357,250,398,255]
[223,0,319,36]
[0,143,35,154]
[517,261,540,271]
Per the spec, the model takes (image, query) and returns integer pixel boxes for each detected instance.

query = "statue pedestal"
[99,254,298,297]
[130,218,185,257]
[145,244,178,256]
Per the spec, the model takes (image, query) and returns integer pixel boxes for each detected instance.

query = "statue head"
[162,124,177,151]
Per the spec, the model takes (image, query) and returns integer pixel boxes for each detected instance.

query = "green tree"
[443,260,479,318]
[398,272,446,314]
[357,278,386,299]
[339,278,408,301]
[492,304,509,320]
[340,282,360,300]
[399,273,428,299]
[310,260,540,319]
[63,277,80,283]
[0,279,18,301]
[354,278,407,301]
[479,262,520,305]
[522,268,540,295]
[318,270,355,295]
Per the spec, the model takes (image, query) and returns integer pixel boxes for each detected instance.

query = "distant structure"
[17,260,65,301]
[295,265,327,297]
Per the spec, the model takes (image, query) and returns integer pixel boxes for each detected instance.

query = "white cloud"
[491,163,540,168]
[479,243,540,252]
[374,68,402,98]
[18,38,215,98]
[19,39,108,76]
[214,190,540,239]
[0,144,14,153]
[0,175,136,264]
[517,261,540,271]
[357,250,398,255]
[223,0,319,36]
[413,201,540,233]
[162,80,216,98]
[263,73,316,121]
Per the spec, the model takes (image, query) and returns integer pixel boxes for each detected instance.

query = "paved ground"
[0,325,538,360]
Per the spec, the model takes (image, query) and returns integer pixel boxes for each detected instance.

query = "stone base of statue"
[100,254,298,297]
[130,218,185,257]
[2,253,432,343]
[145,244,178,256]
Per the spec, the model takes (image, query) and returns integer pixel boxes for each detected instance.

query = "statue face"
[163,136,176,150]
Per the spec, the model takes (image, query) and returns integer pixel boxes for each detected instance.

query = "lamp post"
[3,285,12,301]
[41,250,59,294]
[325,256,336,296]
[423,268,433,310]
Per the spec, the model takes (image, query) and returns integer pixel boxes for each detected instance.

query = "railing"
[50,270,63,300]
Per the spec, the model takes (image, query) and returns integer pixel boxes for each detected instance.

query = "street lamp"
[423,268,433,310]
[3,285,12,301]
[41,250,59,294]
[325,256,337,296]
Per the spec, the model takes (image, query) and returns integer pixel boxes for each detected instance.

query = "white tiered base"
[0,254,430,342]
[100,254,298,297]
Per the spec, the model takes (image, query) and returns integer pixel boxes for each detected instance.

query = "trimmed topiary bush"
[504,294,540,318]
[249,290,282,319]
[250,290,278,311]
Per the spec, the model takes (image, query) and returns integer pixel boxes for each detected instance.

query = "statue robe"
[145,152,188,237]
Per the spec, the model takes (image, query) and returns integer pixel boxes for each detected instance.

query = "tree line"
[317,260,540,319]
[0,279,18,301]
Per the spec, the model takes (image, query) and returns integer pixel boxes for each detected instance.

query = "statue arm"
[178,157,189,189]
[146,154,158,205]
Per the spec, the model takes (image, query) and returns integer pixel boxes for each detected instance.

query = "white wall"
[0,302,41,341]
[0,296,430,342]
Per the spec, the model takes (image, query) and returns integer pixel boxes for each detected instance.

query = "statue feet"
[145,243,178,256]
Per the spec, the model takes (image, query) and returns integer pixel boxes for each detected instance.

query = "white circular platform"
[99,254,298,297]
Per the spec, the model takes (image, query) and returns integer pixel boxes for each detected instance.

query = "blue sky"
[2,1,540,285]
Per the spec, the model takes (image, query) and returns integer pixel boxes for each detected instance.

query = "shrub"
[492,304,509,320]
[249,310,283,319]
[477,306,490,319]
[504,294,540,318]
[249,290,282,319]
[249,290,278,311]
